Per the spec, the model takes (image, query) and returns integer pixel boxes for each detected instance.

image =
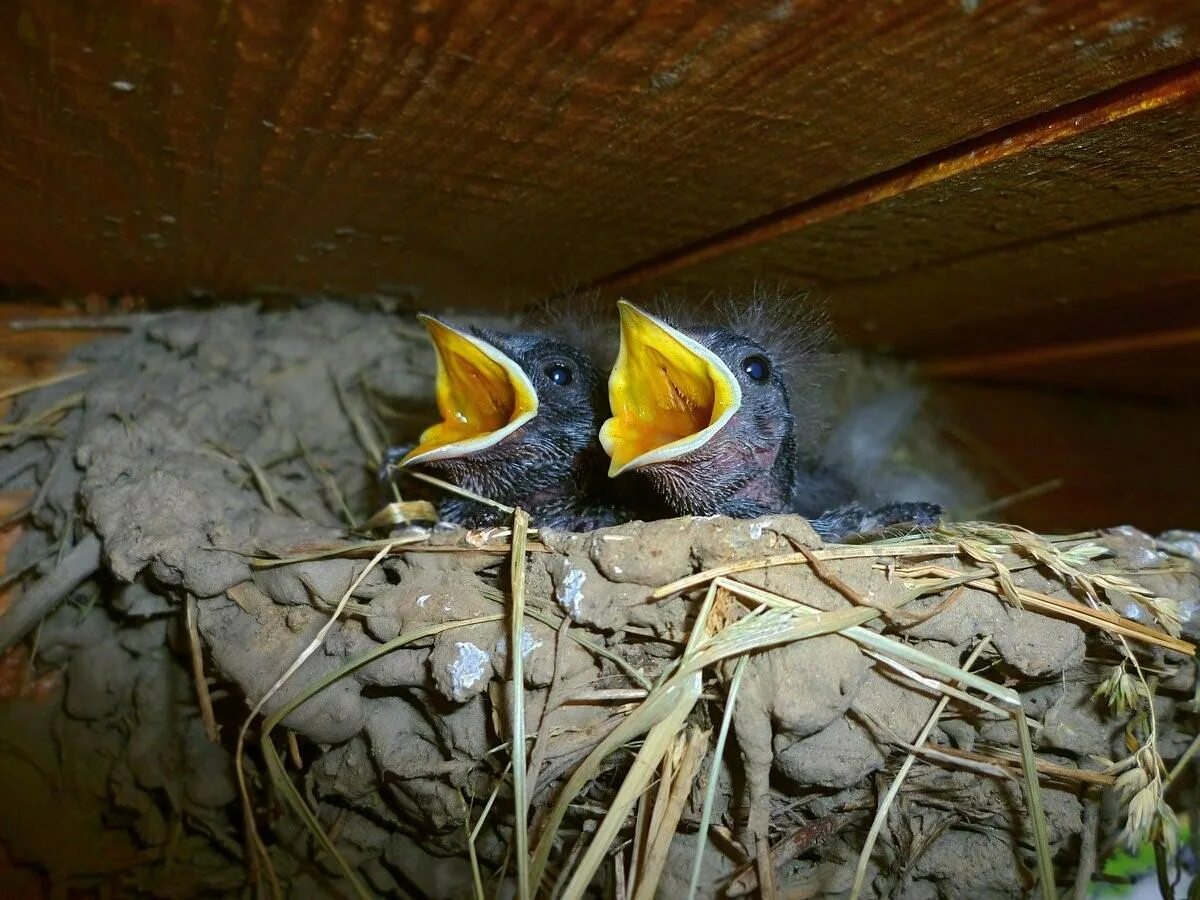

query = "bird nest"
[1,302,1199,899]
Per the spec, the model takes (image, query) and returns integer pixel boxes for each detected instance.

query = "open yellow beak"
[599,300,742,477]
[400,316,539,466]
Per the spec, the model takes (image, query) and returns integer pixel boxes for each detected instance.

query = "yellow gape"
[600,301,742,477]
[402,316,538,466]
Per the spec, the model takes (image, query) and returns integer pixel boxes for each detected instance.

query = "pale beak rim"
[599,300,742,477]
[400,315,539,467]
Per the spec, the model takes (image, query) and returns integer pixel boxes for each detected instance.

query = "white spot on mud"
[415,593,430,608]
[1108,16,1151,36]
[749,522,765,540]
[495,629,543,660]
[556,565,587,618]
[448,642,489,698]
[1155,25,1185,49]
[110,80,136,93]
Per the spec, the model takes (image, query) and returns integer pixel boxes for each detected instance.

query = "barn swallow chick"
[388,315,618,531]
[599,299,940,539]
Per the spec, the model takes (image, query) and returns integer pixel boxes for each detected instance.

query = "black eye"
[742,355,770,382]
[545,362,574,386]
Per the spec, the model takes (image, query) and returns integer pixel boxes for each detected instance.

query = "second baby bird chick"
[600,297,940,538]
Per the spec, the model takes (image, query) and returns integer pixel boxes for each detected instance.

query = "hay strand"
[850,638,994,900]
[509,508,532,900]
[687,656,749,900]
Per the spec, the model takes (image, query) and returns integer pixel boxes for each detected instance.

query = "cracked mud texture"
[1,301,1198,898]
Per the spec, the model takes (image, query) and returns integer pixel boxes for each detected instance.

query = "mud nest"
[2,302,1199,899]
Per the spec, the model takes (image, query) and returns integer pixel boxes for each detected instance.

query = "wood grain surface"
[2,0,1198,317]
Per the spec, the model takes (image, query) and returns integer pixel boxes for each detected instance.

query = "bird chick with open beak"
[599,298,940,539]
[386,315,618,531]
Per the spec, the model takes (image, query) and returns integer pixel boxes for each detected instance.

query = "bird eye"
[545,362,574,386]
[742,355,770,382]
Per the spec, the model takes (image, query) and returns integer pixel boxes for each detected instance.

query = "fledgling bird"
[386,315,620,531]
[599,297,940,540]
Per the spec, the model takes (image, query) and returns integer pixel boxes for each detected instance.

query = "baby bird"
[387,315,618,531]
[599,298,940,540]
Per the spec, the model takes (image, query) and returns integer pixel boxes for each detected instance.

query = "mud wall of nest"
[2,303,1199,899]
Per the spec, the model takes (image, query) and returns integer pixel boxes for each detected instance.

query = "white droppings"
[110,80,136,93]
[1109,598,1151,624]
[416,593,431,608]
[556,565,587,618]
[611,564,623,575]
[1108,16,1151,36]
[1155,25,1186,49]
[495,629,543,660]
[748,522,765,540]
[447,642,489,699]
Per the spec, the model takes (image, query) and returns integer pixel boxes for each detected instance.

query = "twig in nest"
[6,314,154,331]
[1071,793,1101,900]
[287,731,303,770]
[899,563,1194,655]
[0,533,101,654]
[849,635,987,900]
[0,367,88,400]
[397,467,517,515]
[653,544,960,599]
[794,543,921,624]
[185,594,220,743]
[727,810,864,898]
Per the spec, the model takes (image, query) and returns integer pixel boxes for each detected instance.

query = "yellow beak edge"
[401,316,539,466]
[599,300,742,477]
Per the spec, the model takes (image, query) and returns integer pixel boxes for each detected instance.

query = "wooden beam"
[597,59,1200,291]
[2,1,1199,303]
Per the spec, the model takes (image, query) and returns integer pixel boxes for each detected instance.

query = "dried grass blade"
[924,745,1114,786]
[360,500,438,530]
[717,580,1021,710]
[331,375,384,467]
[0,367,88,401]
[653,544,960,599]
[262,614,504,733]
[262,736,372,900]
[851,639,993,900]
[185,593,219,743]
[510,509,532,900]
[529,671,703,888]
[634,727,708,900]
[249,535,426,568]
[236,543,395,889]
[401,468,516,514]
[559,672,702,900]
[688,656,748,900]
[1016,709,1057,899]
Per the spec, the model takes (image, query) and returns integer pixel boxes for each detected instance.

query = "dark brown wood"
[599,61,1200,291]
[2,0,1199,309]
[930,383,1200,533]
[607,76,1200,362]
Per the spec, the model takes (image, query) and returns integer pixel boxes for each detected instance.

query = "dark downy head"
[600,294,833,518]
[400,315,608,510]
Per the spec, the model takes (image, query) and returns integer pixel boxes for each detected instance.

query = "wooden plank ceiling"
[1,0,1199,529]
